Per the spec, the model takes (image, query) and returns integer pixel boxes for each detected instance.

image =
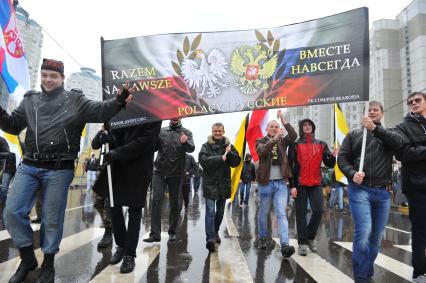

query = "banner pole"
[358,101,369,173]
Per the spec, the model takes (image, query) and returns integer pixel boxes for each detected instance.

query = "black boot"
[97,228,113,249]
[9,245,38,283]
[37,253,55,283]
[110,247,125,265]
[120,255,135,273]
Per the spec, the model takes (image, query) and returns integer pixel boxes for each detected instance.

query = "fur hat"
[41,58,64,75]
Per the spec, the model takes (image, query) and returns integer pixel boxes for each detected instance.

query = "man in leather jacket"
[256,111,297,259]
[1,59,133,283]
[338,101,403,283]
[394,92,426,282]
[144,118,195,243]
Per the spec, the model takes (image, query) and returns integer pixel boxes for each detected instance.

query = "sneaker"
[281,244,295,259]
[120,255,135,274]
[215,233,221,244]
[307,240,317,252]
[97,229,113,249]
[168,234,177,242]
[413,275,426,283]
[31,217,41,224]
[298,244,308,256]
[206,240,216,253]
[143,236,161,243]
[258,237,267,249]
[110,247,125,265]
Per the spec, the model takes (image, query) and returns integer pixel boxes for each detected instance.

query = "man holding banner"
[338,101,403,283]
[255,112,297,258]
[199,122,240,253]
[0,59,133,283]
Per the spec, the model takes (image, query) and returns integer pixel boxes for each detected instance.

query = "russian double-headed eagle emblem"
[231,44,278,95]
[181,49,228,98]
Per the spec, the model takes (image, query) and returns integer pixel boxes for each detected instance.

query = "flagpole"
[99,140,114,208]
[358,101,369,173]
[105,143,114,207]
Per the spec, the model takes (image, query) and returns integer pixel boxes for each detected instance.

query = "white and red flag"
[246,109,269,162]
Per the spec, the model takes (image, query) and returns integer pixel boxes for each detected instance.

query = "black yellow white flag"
[334,103,349,184]
[230,114,249,201]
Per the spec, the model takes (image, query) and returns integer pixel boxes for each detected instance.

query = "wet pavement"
[0,185,414,283]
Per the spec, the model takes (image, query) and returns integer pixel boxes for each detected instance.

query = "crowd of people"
[0,59,424,283]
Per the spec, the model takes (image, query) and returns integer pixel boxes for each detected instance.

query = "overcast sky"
[17,0,414,158]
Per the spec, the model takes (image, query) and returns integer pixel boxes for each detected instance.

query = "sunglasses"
[407,97,423,106]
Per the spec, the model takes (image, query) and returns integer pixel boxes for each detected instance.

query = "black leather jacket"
[153,124,195,177]
[338,124,403,187]
[394,113,426,193]
[0,86,122,162]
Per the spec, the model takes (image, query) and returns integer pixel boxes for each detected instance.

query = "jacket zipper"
[51,109,68,122]
[64,129,71,152]
[35,105,40,153]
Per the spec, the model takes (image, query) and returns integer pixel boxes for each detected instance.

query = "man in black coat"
[1,59,133,283]
[394,91,426,282]
[144,118,195,243]
[238,153,256,206]
[199,122,240,253]
[92,121,161,273]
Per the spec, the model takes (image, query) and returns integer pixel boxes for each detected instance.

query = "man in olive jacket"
[199,122,240,253]
[1,59,133,283]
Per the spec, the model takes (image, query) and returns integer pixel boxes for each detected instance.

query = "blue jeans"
[239,182,251,204]
[258,180,289,245]
[329,185,344,209]
[3,163,74,254]
[205,198,226,241]
[86,170,97,192]
[0,172,13,202]
[348,184,390,283]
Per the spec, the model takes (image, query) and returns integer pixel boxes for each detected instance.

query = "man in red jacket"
[288,119,337,256]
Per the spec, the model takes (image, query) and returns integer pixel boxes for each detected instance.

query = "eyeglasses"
[407,97,424,106]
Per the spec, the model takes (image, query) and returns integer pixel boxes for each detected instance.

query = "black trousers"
[150,174,183,238]
[193,176,201,192]
[110,206,142,257]
[406,192,426,278]
[181,182,191,209]
[295,186,324,244]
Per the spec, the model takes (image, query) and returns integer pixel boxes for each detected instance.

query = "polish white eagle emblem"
[181,49,228,98]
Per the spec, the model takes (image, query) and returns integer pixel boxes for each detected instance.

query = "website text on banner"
[102,7,369,129]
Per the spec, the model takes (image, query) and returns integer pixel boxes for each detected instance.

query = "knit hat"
[41,58,64,75]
